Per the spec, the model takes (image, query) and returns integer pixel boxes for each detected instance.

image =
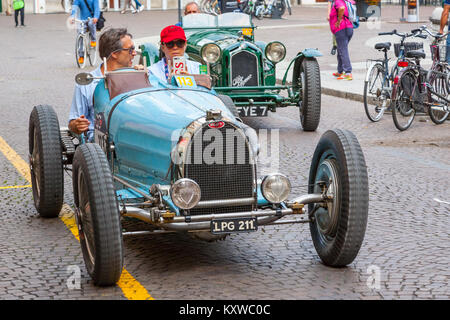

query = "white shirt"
[149,57,201,84]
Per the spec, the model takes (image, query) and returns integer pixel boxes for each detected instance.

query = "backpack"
[333,0,359,29]
[13,0,24,10]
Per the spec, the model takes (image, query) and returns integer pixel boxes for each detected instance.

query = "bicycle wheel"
[427,64,450,124]
[75,33,87,69]
[392,70,416,131]
[87,33,98,67]
[363,63,386,122]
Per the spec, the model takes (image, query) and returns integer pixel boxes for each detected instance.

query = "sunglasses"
[163,40,186,49]
[120,45,136,54]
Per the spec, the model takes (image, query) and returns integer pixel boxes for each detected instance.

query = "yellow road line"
[0,136,31,182]
[0,185,32,190]
[0,135,153,300]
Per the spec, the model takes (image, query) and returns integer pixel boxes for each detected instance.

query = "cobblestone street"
[0,5,449,300]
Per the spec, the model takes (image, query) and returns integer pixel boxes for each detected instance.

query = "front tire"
[28,105,64,218]
[299,58,321,131]
[308,129,368,267]
[76,33,87,69]
[73,143,123,286]
[427,64,450,124]
[363,63,386,122]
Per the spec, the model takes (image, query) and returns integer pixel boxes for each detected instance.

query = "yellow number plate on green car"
[174,75,197,88]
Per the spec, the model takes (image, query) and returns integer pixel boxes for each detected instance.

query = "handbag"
[82,0,106,31]
[13,0,24,10]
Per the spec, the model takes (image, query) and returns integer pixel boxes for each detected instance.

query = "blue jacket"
[71,0,100,20]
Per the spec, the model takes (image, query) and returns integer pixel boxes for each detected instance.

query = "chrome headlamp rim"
[261,173,291,204]
[265,41,286,64]
[170,178,201,209]
[201,43,222,64]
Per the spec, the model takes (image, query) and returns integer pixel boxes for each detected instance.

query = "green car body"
[140,13,322,131]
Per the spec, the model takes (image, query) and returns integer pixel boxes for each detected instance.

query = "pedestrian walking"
[134,0,145,12]
[329,0,354,81]
[121,0,137,14]
[12,0,25,27]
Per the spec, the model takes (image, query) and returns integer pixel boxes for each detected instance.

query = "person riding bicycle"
[70,0,100,65]
[69,28,138,141]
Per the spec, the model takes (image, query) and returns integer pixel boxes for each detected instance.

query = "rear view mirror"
[75,72,94,85]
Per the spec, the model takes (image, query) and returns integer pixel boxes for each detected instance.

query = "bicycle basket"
[430,44,447,62]
[394,42,424,58]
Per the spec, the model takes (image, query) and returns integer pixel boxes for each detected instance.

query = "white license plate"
[236,106,268,117]
[211,217,258,234]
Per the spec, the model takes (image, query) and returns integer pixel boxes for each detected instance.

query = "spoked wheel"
[392,70,416,131]
[297,58,321,131]
[308,129,369,267]
[363,63,387,122]
[76,33,87,69]
[28,105,64,218]
[72,143,123,286]
[87,33,98,67]
[427,64,450,124]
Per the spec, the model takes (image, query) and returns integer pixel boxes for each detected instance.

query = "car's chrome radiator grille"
[184,122,254,215]
[230,51,259,87]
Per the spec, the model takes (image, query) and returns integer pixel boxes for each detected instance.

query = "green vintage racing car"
[140,12,322,131]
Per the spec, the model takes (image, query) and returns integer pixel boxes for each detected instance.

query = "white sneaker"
[138,6,144,12]
[131,9,137,13]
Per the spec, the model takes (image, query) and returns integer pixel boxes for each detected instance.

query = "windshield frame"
[181,12,254,30]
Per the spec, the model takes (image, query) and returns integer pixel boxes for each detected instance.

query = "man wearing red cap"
[149,25,201,83]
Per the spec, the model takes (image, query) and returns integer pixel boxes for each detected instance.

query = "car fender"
[282,49,322,85]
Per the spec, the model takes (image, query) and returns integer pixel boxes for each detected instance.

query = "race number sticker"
[174,75,197,88]
[172,56,186,75]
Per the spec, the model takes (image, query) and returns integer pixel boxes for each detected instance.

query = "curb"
[321,87,364,103]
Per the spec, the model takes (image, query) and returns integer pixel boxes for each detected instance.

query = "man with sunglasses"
[149,25,201,83]
[69,28,138,140]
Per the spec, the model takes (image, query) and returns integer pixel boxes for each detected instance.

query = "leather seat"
[405,50,426,59]
[374,42,391,51]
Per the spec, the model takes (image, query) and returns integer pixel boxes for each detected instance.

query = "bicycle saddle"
[374,42,391,51]
[405,50,426,59]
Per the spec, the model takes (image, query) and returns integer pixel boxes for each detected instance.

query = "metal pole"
[178,0,181,24]
[401,0,406,22]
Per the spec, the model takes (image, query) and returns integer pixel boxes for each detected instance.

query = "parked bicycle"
[74,18,98,69]
[391,26,450,131]
[363,29,426,122]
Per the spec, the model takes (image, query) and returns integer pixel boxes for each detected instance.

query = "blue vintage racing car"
[29,65,369,286]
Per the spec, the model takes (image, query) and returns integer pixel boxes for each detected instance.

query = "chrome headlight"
[265,41,286,64]
[201,43,221,64]
[261,174,291,203]
[170,178,201,209]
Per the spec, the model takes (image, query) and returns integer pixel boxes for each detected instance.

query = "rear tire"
[28,105,64,218]
[308,129,368,267]
[392,70,416,131]
[299,58,321,131]
[73,143,123,286]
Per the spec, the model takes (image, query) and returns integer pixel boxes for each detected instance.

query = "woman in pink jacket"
[329,0,354,81]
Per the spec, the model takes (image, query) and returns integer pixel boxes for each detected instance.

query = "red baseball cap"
[160,25,187,43]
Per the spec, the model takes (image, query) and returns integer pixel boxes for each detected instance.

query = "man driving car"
[69,28,137,140]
